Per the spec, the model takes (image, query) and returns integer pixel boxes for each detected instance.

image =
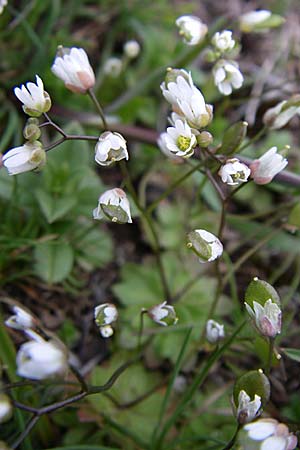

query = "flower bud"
[211,30,235,53]
[148,301,178,326]
[187,229,223,263]
[5,305,34,331]
[175,15,208,46]
[263,96,300,130]
[0,394,13,424]
[236,390,261,424]
[233,370,270,411]
[23,118,41,141]
[123,40,140,59]
[164,68,190,86]
[99,325,114,338]
[197,131,213,147]
[0,0,8,15]
[3,141,46,175]
[93,188,132,224]
[103,57,123,78]
[218,158,250,185]
[14,75,51,117]
[206,319,225,344]
[239,10,285,33]
[95,131,128,166]
[250,146,288,185]
[245,299,282,338]
[94,303,118,328]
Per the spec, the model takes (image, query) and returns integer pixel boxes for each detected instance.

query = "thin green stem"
[265,338,275,376]
[221,425,241,450]
[88,89,108,130]
[137,309,147,353]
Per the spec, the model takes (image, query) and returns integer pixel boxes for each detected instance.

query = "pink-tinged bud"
[250,146,288,184]
[51,46,95,94]
[93,188,132,224]
[241,418,297,450]
[245,299,282,338]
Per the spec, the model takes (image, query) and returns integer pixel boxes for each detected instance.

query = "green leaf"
[233,370,270,407]
[219,121,248,156]
[35,189,77,223]
[282,348,300,363]
[33,241,74,283]
[245,277,280,307]
[74,225,114,271]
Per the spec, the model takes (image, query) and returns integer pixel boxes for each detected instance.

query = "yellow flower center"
[177,135,191,151]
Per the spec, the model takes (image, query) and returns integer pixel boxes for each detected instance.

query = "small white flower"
[103,57,123,77]
[157,132,182,161]
[123,40,140,59]
[212,30,235,53]
[14,75,51,117]
[95,131,128,166]
[161,69,213,129]
[245,299,282,338]
[263,99,300,130]
[243,419,298,450]
[0,0,7,15]
[5,306,34,331]
[148,301,178,326]
[187,229,223,263]
[213,60,244,96]
[218,158,250,185]
[250,147,288,185]
[51,46,95,94]
[239,10,271,33]
[16,339,68,380]
[0,394,13,424]
[206,319,225,344]
[164,119,196,158]
[100,325,114,338]
[237,390,262,424]
[3,141,46,176]
[176,15,208,46]
[93,188,132,224]
[94,303,118,328]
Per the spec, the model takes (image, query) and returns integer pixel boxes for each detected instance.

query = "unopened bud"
[197,131,213,147]
[165,68,189,86]
[94,303,118,328]
[187,229,223,263]
[0,394,13,424]
[23,118,41,141]
[148,301,178,326]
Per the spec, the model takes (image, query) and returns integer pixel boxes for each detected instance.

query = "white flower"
[263,99,300,130]
[123,40,140,58]
[218,158,250,185]
[242,419,298,450]
[213,60,244,96]
[187,229,223,263]
[237,390,262,424]
[245,299,282,338]
[0,394,13,424]
[14,75,51,117]
[176,15,208,46]
[206,319,225,344]
[3,141,46,175]
[5,306,34,331]
[239,10,271,33]
[51,46,95,94]
[212,30,235,53]
[95,131,128,166]
[103,57,123,77]
[148,301,178,327]
[250,147,288,185]
[0,0,7,15]
[164,119,196,158]
[94,303,118,327]
[93,188,132,224]
[16,340,68,380]
[100,325,114,338]
[157,132,182,161]
[161,69,213,129]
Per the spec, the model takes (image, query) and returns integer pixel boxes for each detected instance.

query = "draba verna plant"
[1,2,300,450]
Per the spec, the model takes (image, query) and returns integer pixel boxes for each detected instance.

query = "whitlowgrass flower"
[206,320,225,344]
[250,147,288,185]
[99,325,114,338]
[95,131,128,166]
[0,0,7,15]
[5,306,34,331]
[148,301,178,326]
[16,339,68,380]
[0,394,13,424]
[14,75,51,117]
[94,303,118,327]
[161,69,213,129]
[51,46,95,93]
[263,98,300,130]
[237,390,262,424]
[213,60,244,96]
[103,57,123,77]
[93,188,132,224]
[218,158,250,185]
[211,30,235,53]
[164,119,196,158]
[240,419,297,450]
[239,10,271,33]
[123,40,140,58]
[245,299,282,338]
[187,229,223,263]
[176,15,208,46]
[157,132,182,161]
[3,141,46,175]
